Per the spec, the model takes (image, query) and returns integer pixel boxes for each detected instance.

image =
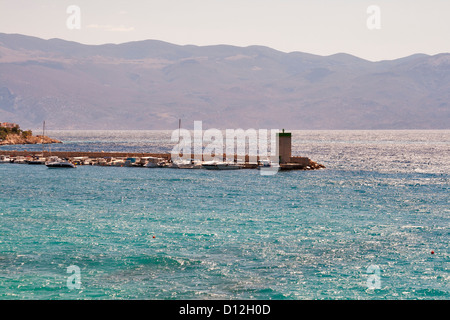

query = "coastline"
[0,134,62,146]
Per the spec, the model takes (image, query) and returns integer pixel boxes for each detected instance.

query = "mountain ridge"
[0,33,448,130]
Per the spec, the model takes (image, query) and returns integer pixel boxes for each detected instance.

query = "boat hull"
[46,162,76,168]
[27,161,46,165]
[203,163,242,170]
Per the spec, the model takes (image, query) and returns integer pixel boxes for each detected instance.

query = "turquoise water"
[0,130,449,299]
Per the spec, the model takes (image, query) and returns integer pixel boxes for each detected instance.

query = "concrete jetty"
[0,150,324,170]
[0,130,325,170]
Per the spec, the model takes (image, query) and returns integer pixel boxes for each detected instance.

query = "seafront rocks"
[0,134,62,146]
[307,160,326,170]
[279,160,326,171]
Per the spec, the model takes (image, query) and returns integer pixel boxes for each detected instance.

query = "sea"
[0,130,448,300]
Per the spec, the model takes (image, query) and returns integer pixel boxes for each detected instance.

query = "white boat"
[145,157,167,168]
[124,157,139,167]
[71,157,88,165]
[145,162,158,168]
[83,159,93,165]
[46,161,76,168]
[217,162,243,170]
[27,155,47,165]
[27,159,46,165]
[0,155,11,163]
[258,159,280,168]
[170,159,202,169]
[13,156,28,164]
[257,159,280,175]
[110,158,126,167]
[95,158,108,166]
[45,157,76,168]
[202,160,242,170]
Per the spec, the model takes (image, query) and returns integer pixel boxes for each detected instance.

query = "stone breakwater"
[0,150,325,170]
[0,134,62,146]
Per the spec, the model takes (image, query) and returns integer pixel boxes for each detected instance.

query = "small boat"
[27,155,47,165]
[46,161,76,168]
[170,159,195,169]
[125,157,139,167]
[83,159,93,165]
[257,159,280,175]
[12,156,28,164]
[145,162,158,168]
[202,160,242,170]
[72,157,88,166]
[145,157,167,168]
[216,162,242,170]
[45,157,76,168]
[257,159,280,168]
[110,158,126,167]
[27,159,46,165]
[0,155,11,163]
[97,158,108,166]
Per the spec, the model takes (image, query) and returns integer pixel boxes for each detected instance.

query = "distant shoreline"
[0,133,62,146]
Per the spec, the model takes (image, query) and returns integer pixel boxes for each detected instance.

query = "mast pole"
[178,119,181,143]
[42,120,45,155]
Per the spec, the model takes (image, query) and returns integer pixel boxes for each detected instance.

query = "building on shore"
[0,122,19,129]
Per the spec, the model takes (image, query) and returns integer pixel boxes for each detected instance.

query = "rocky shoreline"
[0,134,62,146]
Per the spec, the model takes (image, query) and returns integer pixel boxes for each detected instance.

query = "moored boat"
[27,159,46,165]
[257,159,280,169]
[12,156,28,164]
[257,159,280,175]
[0,155,11,163]
[202,160,242,170]
[171,159,202,169]
[27,155,46,165]
[144,157,167,168]
[45,157,76,168]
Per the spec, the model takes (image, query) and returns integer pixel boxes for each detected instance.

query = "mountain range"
[0,33,449,130]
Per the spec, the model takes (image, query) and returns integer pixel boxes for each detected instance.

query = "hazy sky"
[1,0,449,61]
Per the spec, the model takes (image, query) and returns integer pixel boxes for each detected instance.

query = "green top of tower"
[277,129,291,137]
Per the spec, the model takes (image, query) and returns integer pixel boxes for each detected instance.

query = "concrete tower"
[278,129,291,164]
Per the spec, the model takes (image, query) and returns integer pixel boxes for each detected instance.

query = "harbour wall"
[0,150,308,162]
[0,150,323,170]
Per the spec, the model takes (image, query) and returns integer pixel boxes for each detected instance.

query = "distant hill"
[0,33,449,129]
[0,123,61,145]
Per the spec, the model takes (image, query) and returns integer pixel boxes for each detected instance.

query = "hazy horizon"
[2,31,448,64]
[1,0,449,62]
